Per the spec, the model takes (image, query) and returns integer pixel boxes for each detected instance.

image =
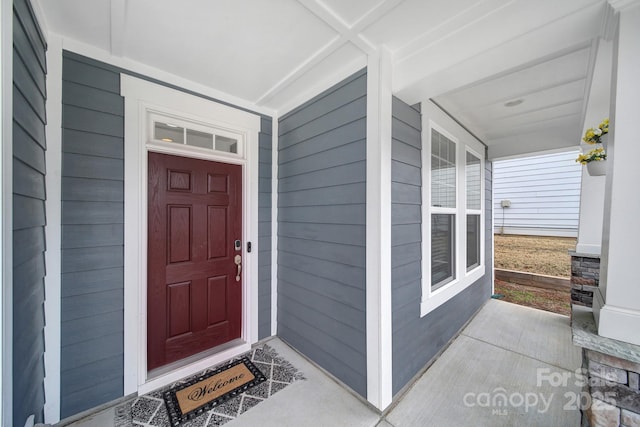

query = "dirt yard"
[494,234,576,278]
[494,234,576,316]
[494,280,571,316]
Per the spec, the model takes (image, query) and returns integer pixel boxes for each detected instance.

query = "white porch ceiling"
[36,0,610,157]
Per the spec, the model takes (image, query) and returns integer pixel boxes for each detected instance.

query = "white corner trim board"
[271,119,279,337]
[120,75,261,396]
[43,34,63,424]
[365,50,393,411]
[0,0,13,424]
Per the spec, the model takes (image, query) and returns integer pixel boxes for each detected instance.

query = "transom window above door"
[150,113,244,157]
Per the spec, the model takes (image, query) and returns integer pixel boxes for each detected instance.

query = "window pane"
[186,129,213,149]
[466,214,481,270]
[154,122,184,144]
[432,214,455,289]
[215,135,238,154]
[431,129,456,208]
[466,152,481,210]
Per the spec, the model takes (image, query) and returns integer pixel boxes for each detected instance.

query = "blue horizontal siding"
[277,69,367,397]
[12,0,47,423]
[258,117,273,339]
[60,53,125,417]
[391,98,493,395]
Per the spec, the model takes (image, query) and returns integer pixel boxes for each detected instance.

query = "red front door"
[147,152,242,371]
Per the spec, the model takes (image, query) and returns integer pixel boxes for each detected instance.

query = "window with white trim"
[430,128,456,290]
[149,112,244,157]
[421,120,485,317]
[466,151,482,271]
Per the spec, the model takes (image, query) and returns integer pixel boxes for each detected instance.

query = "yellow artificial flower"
[583,128,597,144]
[576,146,607,164]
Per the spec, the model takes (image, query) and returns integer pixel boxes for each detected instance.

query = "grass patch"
[494,280,570,316]
[501,287,536,304]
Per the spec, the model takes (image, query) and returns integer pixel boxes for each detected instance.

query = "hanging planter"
[577,118,609,176]
[587,159,607,176]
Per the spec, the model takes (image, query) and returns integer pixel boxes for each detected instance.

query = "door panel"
[167,205,191,264]
[148,152,242,370]
[207,207,227,259]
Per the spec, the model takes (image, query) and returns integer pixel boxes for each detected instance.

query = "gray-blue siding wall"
[59,51,273,417]
[391,97,493,395]
[60,53,125,417]
[13,0,47,423]
[258,117,273,340]
[277,69,368,397]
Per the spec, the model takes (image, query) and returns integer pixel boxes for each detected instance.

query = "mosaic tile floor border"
[114,344,305,427]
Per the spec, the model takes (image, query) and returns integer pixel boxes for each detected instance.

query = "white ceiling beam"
[296,0,375,54]
[110,0,126,57]
[350,0,405,52]
[254,35,345,106]
[394,0,513,62]
[395,1,603,104]
[352,0,406,30]
[256,0,404,107]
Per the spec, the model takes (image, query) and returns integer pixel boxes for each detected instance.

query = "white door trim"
[121,75,261,395]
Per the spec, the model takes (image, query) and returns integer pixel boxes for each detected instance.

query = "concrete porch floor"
[63,300,582,427]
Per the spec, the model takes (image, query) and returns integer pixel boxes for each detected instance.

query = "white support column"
[0,0,13,424]
[576,39,612,256]
[576,168,605,256]
[365,49,393,411]
[595,0,640,346]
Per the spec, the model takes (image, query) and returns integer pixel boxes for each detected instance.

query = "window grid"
[466,150,482,271]
[430,128,457,290]
[150,112,243,156]
[422,119,485,316]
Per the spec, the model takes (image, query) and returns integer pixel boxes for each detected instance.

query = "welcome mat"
[114,344,305,427]
[163,357,266,426]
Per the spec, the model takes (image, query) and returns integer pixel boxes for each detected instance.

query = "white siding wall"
[493,151,581,237]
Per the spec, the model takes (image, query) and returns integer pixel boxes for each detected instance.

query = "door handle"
[234,255,242,282]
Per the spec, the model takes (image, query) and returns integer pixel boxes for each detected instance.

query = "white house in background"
[493,151,582,237]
